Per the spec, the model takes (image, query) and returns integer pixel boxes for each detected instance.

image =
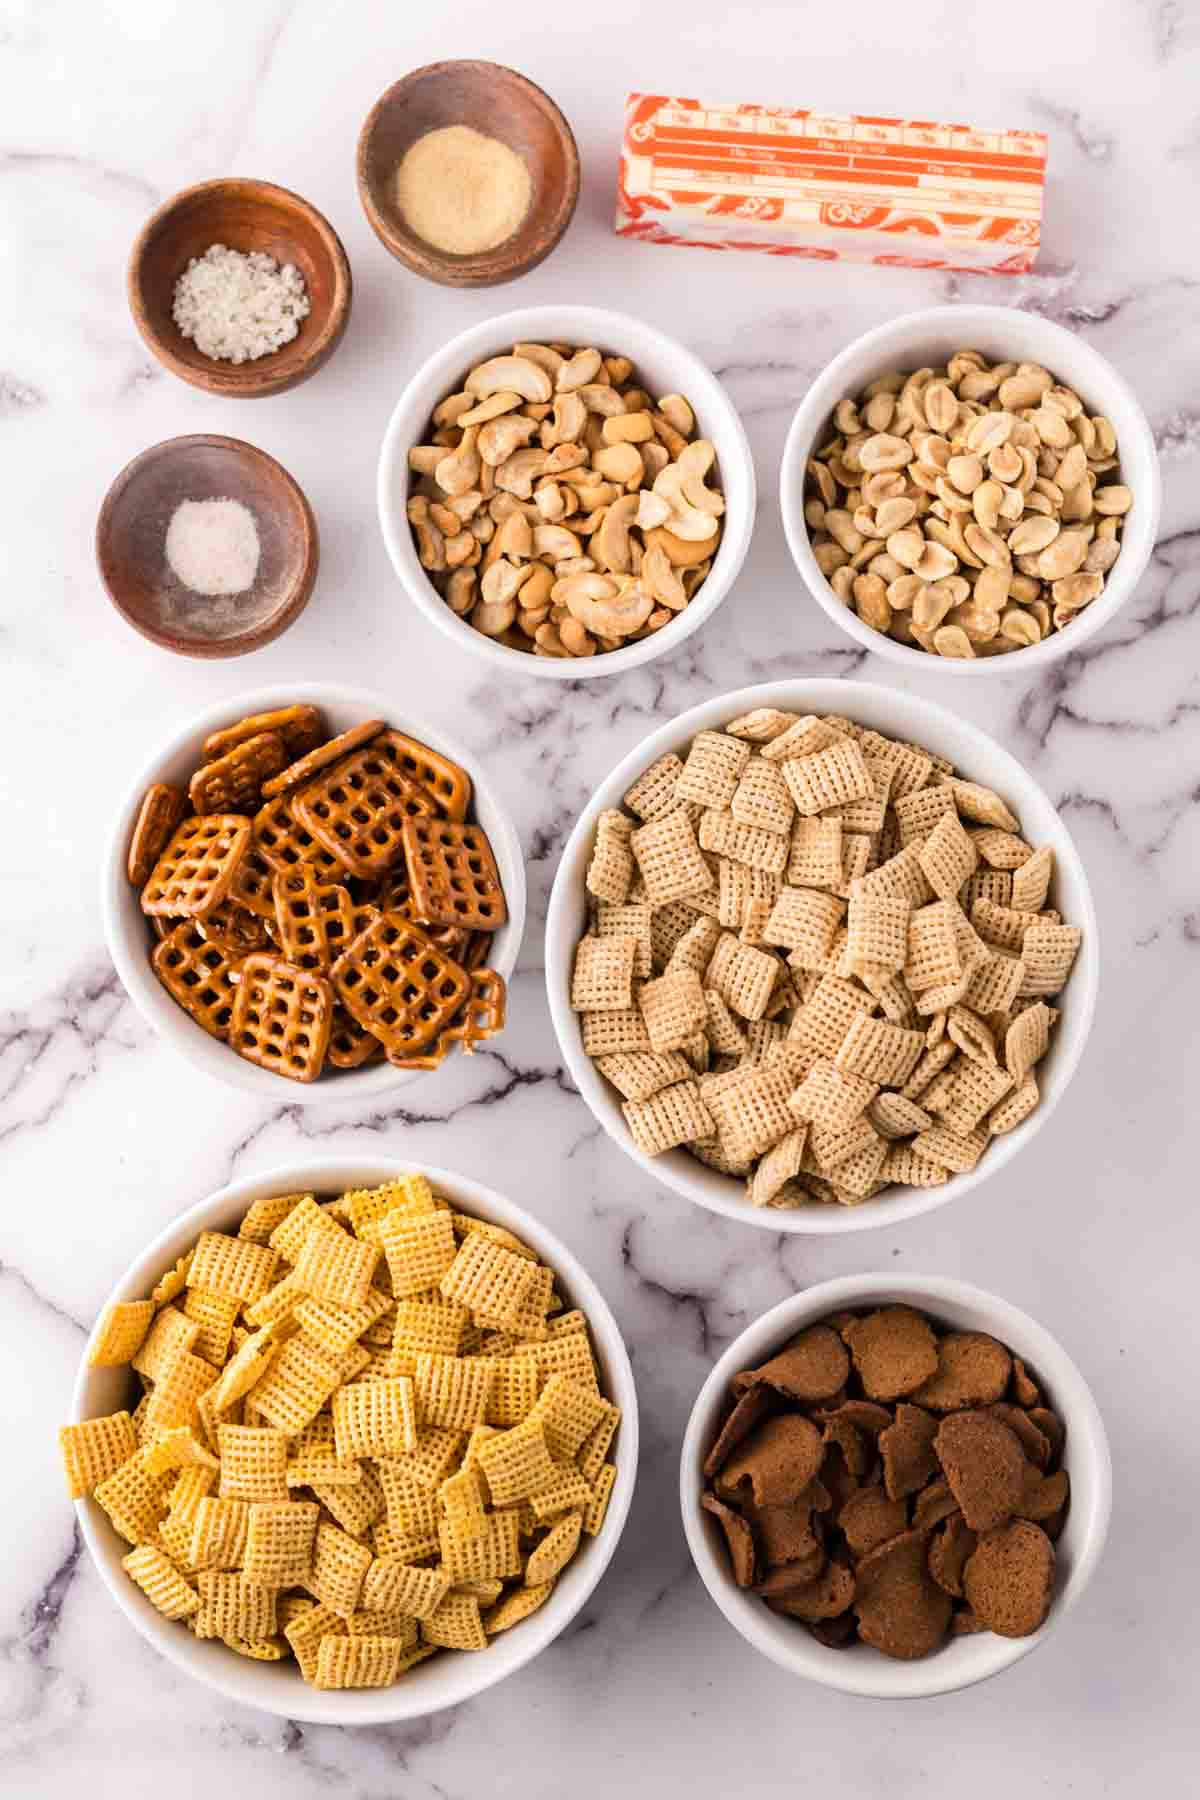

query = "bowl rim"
[679,1271,1113,1699]
[377,302,756,681]
[127,176,353,398]
[100,681,527,1104]
[355,60,581,286]
[780,303,1163,677]
[94,433,320,658]
[544,677,1099,1234]
[71,1154,639,1723]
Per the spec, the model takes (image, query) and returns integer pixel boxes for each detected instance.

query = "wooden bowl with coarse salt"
[128,178,352,398]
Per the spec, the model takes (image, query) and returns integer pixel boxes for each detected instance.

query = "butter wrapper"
[616,95,1047,274]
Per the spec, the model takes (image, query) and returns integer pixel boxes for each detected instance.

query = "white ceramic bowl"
[545,679,1098,1235]
[72,1156,638,1724]
[780,304,1161,677]
[378,304,756,681]
[680,1273,1112,1699]
[102,683,526,1104]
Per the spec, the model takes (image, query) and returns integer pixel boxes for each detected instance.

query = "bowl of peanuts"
[378,305,755,677]
[780,306,1160,674]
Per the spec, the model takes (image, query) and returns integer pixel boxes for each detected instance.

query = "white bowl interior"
[680,1273,1112,1699]
[73,1157,638,1724]
[378,304,756,681]
[780,304,1162,677]
[102,683,526,1104]
[546,679,1098,1234]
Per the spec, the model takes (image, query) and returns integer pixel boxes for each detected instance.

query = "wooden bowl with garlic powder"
[357,61,579,287]
[128,178,352,398]
[95,434,318,657]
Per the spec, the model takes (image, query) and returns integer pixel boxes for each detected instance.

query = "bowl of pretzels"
[102,683,526,1101]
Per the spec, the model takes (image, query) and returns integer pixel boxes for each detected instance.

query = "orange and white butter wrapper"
[616,96,1047,274]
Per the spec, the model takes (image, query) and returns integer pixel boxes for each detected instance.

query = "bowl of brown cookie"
[681,1274,1111,1697]
[102,684,526,1101]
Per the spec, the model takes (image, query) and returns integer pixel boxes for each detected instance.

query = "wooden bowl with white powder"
[128,178,352,398]
[95,434,318,657]
[357,62,579,287]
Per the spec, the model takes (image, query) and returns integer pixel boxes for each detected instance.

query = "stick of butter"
[616,96,1047,274]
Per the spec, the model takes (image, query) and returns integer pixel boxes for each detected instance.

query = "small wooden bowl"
[96,434,319,658]
[128,178,352,397]
[357,62,579,287]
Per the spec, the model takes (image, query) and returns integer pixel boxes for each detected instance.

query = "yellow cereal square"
[309,1465,386,1539]
[414,1353,495,1432]
[59,1412,136,1500]
[525,1509,582,1586]
[293,1225,379,1310]
[242,1500,320,1586]
[391,1294,471,1364]
[439,1235,536,1330]
[381,1209,458,1299]
[239,1191,311,1245]
[307,1521,373,1617]
[218,1425,290,1504]
[88,1300,154,1367]
[484,1357,541,1427]
[421,1592,487,1652]
[250,1335,342,1436]
[93,1451,173,1544]
[143,1349,218,1436]
[187,1231,278,1304]
[183,1288,241,1366]
[362,1558,450,1622]
[578,1401,621,1486]
[474,1419,556,1507]
[293,1286,391,1357]
[194,1570,277,1644]
[140,1426,221,1478]
[269,1194,340,1263]
[332,1377,417,1458]
[438,1507,523,1584]
[189,1496,250,1569]
[439,1464,488,1541]
[484,1581,554,1634]
[150,1255,192,1309]
[132,1305,201,1382]
[122,1545,199,1620]
[528,1376,609,1462]
[285,1602,346,1682]
[582,1461,617,1535]
[530,1462,594,1523]
[314,1633,409,1689]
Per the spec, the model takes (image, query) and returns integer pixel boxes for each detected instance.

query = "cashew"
[577,383,627,417]
[559,617,596,656]
[604,356,633,385]
[494,447,548,499]
[657,393,695,439]
[644,524,719,568]
[456,391,523,428]
[591,494,639,574]
[478,414,538,467]
[435,426,481,498]
[481,559,532,608]
[543,443,589,476]
[554,573,654,639]
[593,442,643,486]
[518,604,549,635]
[433,392,474,429]
[443,529,478,568]
[533,621,570,656]
[407,497,446,571]
[641,441,670,481]
[408,445,442,475]
[492,510,533,561]
[603,411,654,445]
[533,523,582,563]
[641,542,688,610]
[541,392,587,448]
[429,502,460,536]
[472,597,518,637]
[465,355,552,403]
[446,568,476,614]
[675,440,725,515]
[534,480,566,522]
[556,348,602,392]
[513,342,565,379]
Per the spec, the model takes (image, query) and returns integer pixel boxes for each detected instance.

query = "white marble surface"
[3,2,1198,1792]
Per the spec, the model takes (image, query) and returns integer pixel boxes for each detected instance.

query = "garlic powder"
[172,244,310,364]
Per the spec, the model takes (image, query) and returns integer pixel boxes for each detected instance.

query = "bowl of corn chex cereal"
[546,681,1098,1234]
[65,1159,637,1721]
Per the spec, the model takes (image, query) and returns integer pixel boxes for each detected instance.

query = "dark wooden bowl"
[128,179,352,397]
[357,62,579,287]
[96,434,319,658]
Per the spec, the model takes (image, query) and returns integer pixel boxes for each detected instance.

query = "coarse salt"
[172,244,310,364]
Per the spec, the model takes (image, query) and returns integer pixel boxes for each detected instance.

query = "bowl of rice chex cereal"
[546,681,1098,1234]
[65,1159,637,1722]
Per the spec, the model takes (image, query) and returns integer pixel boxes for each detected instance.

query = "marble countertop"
[3,2,1198,1793]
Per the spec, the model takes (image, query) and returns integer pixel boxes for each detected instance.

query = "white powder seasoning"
[172,244,310,364]
[165,497,261,597]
